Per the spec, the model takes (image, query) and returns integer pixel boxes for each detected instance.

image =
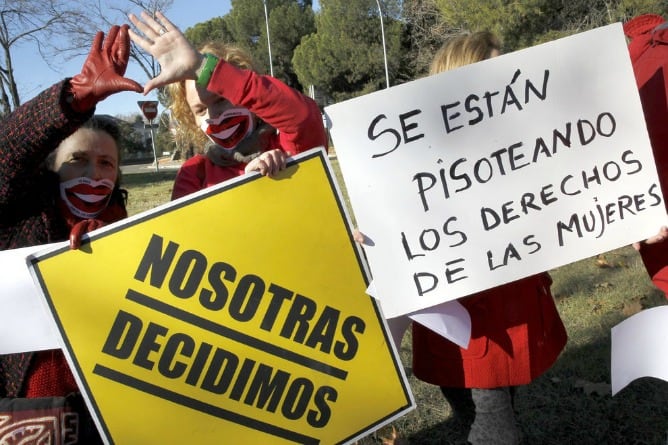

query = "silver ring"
[158,27,167,35]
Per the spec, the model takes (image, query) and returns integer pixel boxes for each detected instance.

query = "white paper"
[0,245,62,353]
[410,301,471,349]
[611,305,668,395]
[367,281,471,349]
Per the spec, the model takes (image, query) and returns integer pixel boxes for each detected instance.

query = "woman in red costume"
[0,25,142,443]
[128,11,328,199]
[624,14,668,297]
[410,31,568,445]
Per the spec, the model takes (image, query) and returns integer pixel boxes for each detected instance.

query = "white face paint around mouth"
[59,176,115,219]
[200,107,254,150]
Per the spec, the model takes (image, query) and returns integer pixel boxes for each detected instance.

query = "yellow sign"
[30,149,414,444]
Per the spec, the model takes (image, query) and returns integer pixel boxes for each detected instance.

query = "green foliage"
[261,2,316,88]
[155,112,176,155]
[225,0,267,55]
[612,0,668,22]
[183,1,315,91]
[116,118,146,157]
[432,0,545,50]
[432,0,668,51]
[184,17,233,48]
[172,0,668,106]
[293,0,402,102]
[123,170,177,216]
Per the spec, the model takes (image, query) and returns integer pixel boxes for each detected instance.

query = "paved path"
[121,157,182,174]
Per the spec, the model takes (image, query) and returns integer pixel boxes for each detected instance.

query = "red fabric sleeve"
[206,60,328,155]
[24,350,77,397]
[171,156,206,200]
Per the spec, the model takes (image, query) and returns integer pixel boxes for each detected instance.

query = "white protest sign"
[326,23,667,317]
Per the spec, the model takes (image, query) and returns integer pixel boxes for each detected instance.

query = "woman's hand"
[128,10,201,94]
[244,149,287,176]
[69,24,143,112]
[69,219,105,249]
[633,225,668,251]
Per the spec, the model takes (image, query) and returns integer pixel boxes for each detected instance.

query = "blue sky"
[14,0,316,118]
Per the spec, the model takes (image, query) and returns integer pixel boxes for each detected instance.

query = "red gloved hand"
[69,219,105,250]
[69,24,143,113]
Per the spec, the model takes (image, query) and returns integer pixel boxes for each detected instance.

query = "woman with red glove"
[0,24,142,443]
[128,11,327,199]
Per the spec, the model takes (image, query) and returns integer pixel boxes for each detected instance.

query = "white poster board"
[0,245,61,353]
[326,23,667,317]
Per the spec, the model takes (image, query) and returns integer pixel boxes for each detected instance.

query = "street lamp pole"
[375,0,390,89]
[263,0,274,77]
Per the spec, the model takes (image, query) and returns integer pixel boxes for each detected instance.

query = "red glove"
[69,24,143,113]
[69,219,105,250]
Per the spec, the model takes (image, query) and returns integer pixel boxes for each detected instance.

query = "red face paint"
[59,177,114,219]
[201,107,254,149]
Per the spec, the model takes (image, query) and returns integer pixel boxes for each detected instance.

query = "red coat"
[172,60,327,199]
[412,272,567,388]
[624,15,668,297]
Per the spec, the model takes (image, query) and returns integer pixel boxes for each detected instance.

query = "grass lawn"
[122,169,178,216]
[122,162,668,445]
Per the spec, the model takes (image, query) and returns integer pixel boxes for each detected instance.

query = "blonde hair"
[167,42,258,152]
[429,31,501,74]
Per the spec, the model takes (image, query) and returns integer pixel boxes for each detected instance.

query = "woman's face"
[52,128,119,218]
[185,79,255,150]
[53,128,119,183]
[185,79,235,129]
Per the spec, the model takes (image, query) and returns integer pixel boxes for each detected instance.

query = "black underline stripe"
[93,364,319,445]
[125,289,348,380]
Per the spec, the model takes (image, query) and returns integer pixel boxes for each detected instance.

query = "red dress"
[412,273,567,388]
[172,59,327,199]
[623,15,668,297]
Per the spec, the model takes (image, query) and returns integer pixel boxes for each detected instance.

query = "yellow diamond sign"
[29,149,414,444]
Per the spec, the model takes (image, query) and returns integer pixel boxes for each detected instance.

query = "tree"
[258,1,315,88]
[0,0,89,115]
[116,117,146,158]
[401,0,450,79]
[431,0,668,52]
[219,0,315,89]
[155,110,175,156]
[185,17,233,48]
[292,0,402,102]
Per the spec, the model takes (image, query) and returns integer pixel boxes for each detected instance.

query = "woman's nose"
[86,161,102,179]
